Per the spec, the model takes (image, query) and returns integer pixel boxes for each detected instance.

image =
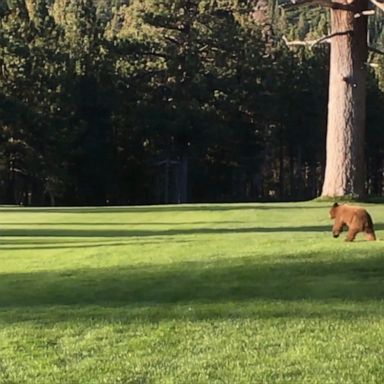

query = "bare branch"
[311,30,353,47]
[282,30,353,50]
[369,46,384,55]
[282,35,317,47]
[280,0,354,10]
[369,0,384,11]
[164,35,181,46]
[354,10,376,17]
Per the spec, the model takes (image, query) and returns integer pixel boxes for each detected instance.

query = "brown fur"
[329,202,376,242]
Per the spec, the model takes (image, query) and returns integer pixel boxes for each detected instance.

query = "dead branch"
[280,0,354,10]
[369,46,384,55]
[282,36,316,47]
[311,30,353,47]
[354,10,376,17]
[282,30,353,50]
[369,0,384,11]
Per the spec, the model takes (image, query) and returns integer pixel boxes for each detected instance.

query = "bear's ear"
[332,202,339,208]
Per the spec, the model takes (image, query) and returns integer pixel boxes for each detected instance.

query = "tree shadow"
[0,203,329,214]
[0,225,333,238]
[1,221,383,252]
[0,238,192,250]
[0,221,245,226]
[0,252,383,310]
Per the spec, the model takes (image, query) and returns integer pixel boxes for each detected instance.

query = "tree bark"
[321,0,368,198]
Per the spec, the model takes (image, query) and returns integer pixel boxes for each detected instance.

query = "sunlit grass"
[0,202,383,383]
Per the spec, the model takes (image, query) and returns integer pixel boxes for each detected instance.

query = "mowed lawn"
[0,202,384,383]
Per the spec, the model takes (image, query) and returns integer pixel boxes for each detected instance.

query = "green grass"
[0,201,384,383]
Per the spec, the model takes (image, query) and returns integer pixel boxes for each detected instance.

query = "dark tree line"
[0,0,383,205]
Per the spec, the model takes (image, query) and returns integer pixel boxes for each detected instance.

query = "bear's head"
[329,202,339,219]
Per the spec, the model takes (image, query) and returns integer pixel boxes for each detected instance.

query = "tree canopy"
[0,0,383,205]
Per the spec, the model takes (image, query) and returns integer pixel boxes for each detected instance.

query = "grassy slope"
[0,202,383,383]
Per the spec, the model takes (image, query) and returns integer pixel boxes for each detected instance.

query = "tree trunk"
[321,1,368,198]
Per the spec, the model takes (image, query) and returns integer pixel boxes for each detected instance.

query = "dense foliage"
[0,0,383,205]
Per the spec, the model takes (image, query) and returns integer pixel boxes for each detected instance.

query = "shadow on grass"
[0,238,192,250]
[0,225,333,239]
[0,221,245,226]
[0,252,383,311]
[0,203,329,214]
[2,223,384,239]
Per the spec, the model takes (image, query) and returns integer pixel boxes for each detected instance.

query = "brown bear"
[329,202,376,241]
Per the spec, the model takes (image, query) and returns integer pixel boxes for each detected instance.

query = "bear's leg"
[345,228,358,242]
[332,221,344,238]
[365,229,376,241]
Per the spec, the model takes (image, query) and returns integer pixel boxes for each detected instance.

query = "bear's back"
[338,204,369,228]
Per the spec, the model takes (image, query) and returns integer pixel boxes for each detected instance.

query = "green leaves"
[0,0,382,204]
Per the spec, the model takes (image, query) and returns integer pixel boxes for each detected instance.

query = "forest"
[0,0,383,206]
